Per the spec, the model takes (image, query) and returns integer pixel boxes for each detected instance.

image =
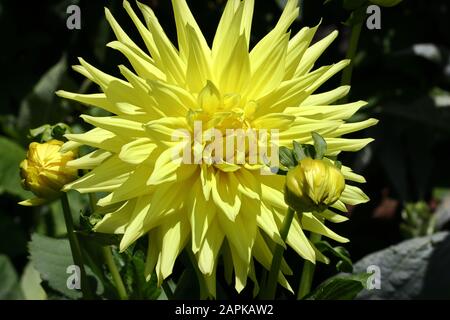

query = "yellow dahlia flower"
[19,140,78,206]
[56,0,376,296]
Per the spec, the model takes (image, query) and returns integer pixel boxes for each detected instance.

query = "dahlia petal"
[249,0,298,70]
[122,0,161,62]
[136,1,186,85]
[278,119,341,145]
[244,198,284,246]
[211,171,241,221]
[276,212,315,263]
[144,231,160,282]
[200,164,213,200]
[144,117,190,147]
[80,115,145,138]
[290,101,367,120]
[60,140,82,153]
[330,199,348,212]
[301,212,349,243]
[119,138,157,165]
[97,163,154,207]
[189,180,217,254]
[259,174,288,210]
[63,156,132,193]
[256,65,332,115]
[78,58,120,89]
[105,6,149,62]
[235,169,261,200]
[245,33,289,99]
[252,113,295,130]
[157,215,189,282]
[197,219,224,276]
[94,200,135,234]
[252,232,291,275]
[107,41,166,81]
[330,118,379,137]
[315,209,349,223]
[172,0,210,63]
[300,85,350,106]
[326,137,374,155]
[148,80,195,114]
[218,34,250,94]
[18,197,47,207]
[65,128,126,153]
[295,30,338,77]
[147,146,184,186]
[185,24,212,93]
[340,164,366,183]
[119,194,153,251]
[66,149,112,170]
[240,0,255,46]
[212,1,244,77]
[304,59,350,94]
[229,247,249,293]
[218,209,255,266]
[340,185,370,205]
[284,24,318,80]
[55,91,119,114]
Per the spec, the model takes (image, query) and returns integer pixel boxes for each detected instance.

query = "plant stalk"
[339,6,366,104]
[61,193,94,299]
[103,246,128,300]
[262,207,296,299]
[297,232,322,299]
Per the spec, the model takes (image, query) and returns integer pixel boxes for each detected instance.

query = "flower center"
[183,82,266,169]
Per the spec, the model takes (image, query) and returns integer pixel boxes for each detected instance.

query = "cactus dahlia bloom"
[57,0,376,296]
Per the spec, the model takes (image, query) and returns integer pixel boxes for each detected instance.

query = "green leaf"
[353,231,450,299]
[17,55,77,142]
[312,132,327,160]
[315,240,353,273]
[278,146,296,169]
[303,144,316,159]
[122,249,160,300]
[29,233,103,299]
[0,137,33,199]
[0,254,24,299]
[20,262,47,300]
[307,273,370,300]
[29,233,81,299]
[292,140,306,163]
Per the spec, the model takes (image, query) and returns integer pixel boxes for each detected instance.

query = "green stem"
[339,6,366,104]
[262,207,296,299]
[61,193,94,299]
[297,232,322,299]
[103,247,128,300]
[161,281,174,300]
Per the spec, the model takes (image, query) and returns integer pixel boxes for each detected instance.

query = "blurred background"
[1,0,450,299]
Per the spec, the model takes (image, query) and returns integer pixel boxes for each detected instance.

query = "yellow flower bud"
[285,158,345,213]
[19,140,78,206]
